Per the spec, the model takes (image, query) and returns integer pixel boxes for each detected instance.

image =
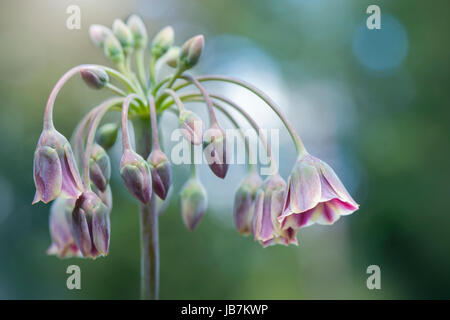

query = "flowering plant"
[32,15,359,299]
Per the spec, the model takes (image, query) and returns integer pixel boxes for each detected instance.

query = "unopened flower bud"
[89,144,111,192]
[180,177,207,231]
[148,149,172,200]
[96,123,118,150]
[164,46,180,68]
[89,24,113,47]
[179,109,203,145]
[178,35,204,70]
[151,26,174,59]
[47,196,80,258]
[127,14,148,49]
[203,123,228,179]
[119,149,152,204]
[71,191,110,258]
[80,66,109,89]
[33,129,83,204]
[112,19,134,55]
[233,172,263,235]
[103,33,124,64]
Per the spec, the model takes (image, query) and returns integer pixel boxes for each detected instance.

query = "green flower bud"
[103,33,124,65]
[180,177,207,231]
[151,26,174,59]
[126,14,148,49]
[80,66,109,89]
[164,46,181,68]
[96,123,119,150]
[178,35,204,70]
[112,19,134,55]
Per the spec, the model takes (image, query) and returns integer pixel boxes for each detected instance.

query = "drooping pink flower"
[252,174,298,247]
[33,129,84,204]
[279,154,359,230]
[47,196,80,258]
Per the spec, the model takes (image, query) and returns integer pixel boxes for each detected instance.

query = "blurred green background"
[0,0,449,299]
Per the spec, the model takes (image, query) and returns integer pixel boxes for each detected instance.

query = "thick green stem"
[139,193,159,300]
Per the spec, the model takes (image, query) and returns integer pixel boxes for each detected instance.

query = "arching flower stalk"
[32,14,359,299]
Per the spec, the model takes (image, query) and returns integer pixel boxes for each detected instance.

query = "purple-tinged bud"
[71,191,111,258]
[126,14,148,49]
[147,149,172,200]
[233,172,263,235]
[164,46,181,68]
[47,197,80,258]
[80,66,109,89]
[96,123,118,150]
[89,144,111,192]
[103,33,124,64]
[180,177,207,231]
[151,26,174,59]
[119,149,152,204]
[178,35,204,70]
[253,174,298,247]
[179,109,203,145]
[89,24,112,47]
[203,123,228,179]
[112,19,134,55]
[33,129,83,204]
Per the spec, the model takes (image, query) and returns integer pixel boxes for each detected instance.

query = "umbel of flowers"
[32,15,359,299]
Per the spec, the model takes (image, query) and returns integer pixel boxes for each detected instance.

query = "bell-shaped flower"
[33,128,84,204]
[71,191,111,258]
[253,174,298,247]
[279,154,359,230]
[233,171,263,235]
[119,149,152,204]
[147,149,172,200]
[179,109,203,145]
[89,143,111,192]
[203,123,228,179]
[180,177,207,231]
[47,196,80,258]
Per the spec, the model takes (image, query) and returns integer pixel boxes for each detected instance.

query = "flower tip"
[179,34,205,70]
[151,26,175,59]
[89,24,112,47]
[126,14,148,49]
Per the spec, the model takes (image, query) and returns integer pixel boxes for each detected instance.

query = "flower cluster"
[32,14,359,259]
